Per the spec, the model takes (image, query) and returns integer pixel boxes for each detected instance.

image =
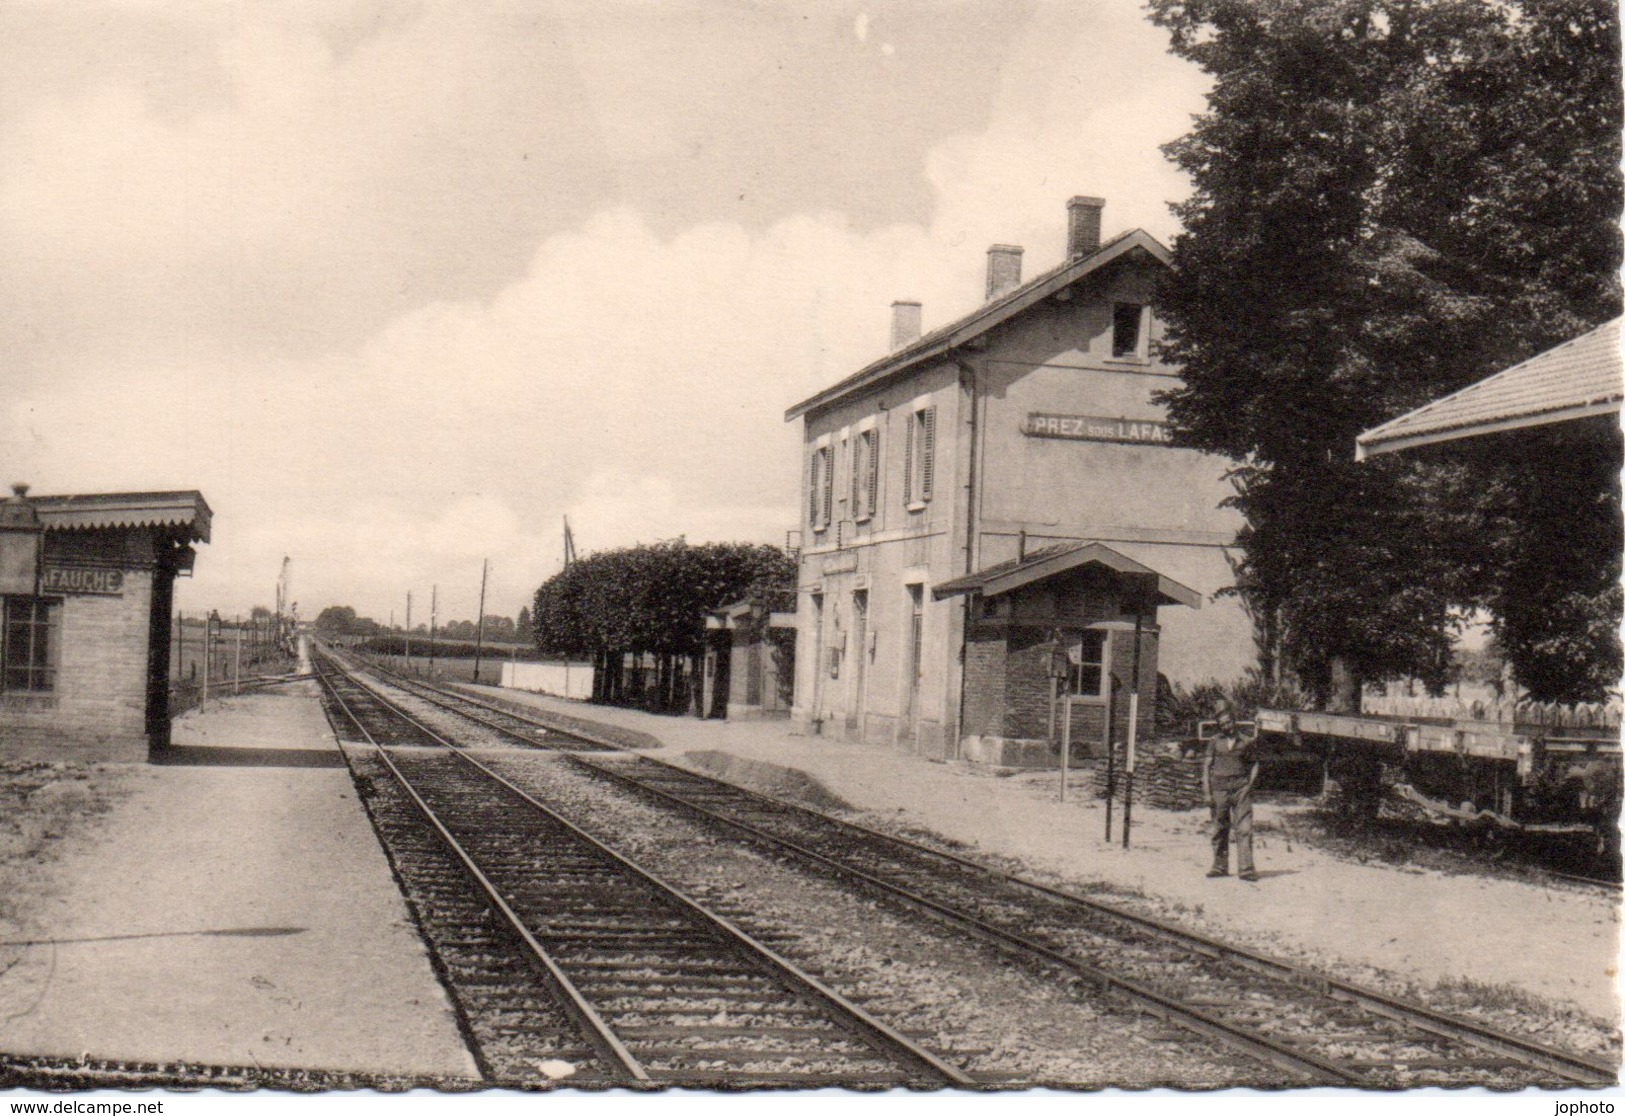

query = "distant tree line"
[312,605,388,637]
[313,604,532,645]
[531,539,795,713]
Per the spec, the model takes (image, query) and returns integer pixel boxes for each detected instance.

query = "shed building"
[0,486,212,762]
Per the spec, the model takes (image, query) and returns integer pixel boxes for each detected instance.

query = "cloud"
[0,5,606,369]
[0,1,1208,622]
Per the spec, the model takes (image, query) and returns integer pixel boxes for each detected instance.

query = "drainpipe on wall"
[952,354,981,761]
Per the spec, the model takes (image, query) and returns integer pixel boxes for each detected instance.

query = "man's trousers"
[1210,776,1255,875]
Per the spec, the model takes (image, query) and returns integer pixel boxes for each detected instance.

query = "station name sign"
[42,567,124,596]
[1023,413,1174,446]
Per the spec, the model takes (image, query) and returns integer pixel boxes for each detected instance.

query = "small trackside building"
[0,486,212,762]
[783,196,1254,763]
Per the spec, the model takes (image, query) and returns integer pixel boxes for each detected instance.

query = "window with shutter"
[905,405,936,509]
[820,446,834,527]
[850,434,863,512]
[903,416,916,505]
[808,448,821,528]
[863,429,879,520]
[920,407,936,502]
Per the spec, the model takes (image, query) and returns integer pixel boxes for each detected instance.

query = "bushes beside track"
[354,635,541,660]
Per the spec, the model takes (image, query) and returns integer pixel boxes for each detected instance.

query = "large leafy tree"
[1149,0,1622,703]
[532,539,794,659]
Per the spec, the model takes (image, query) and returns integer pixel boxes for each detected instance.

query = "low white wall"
[500,659,594,700]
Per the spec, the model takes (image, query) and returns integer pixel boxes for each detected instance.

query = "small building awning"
[32,491,212,543]
[933,541,1201,609]
[1355,318,1623,460]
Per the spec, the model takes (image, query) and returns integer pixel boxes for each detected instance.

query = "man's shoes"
[1206,868,1228,878]
[1238,870,1260,882]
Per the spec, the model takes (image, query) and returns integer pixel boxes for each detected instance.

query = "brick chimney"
[1066,196,1105,258]
[985,244,1024,301]
[890,300,922,349]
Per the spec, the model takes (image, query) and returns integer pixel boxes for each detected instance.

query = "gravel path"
[0,687,476,1079]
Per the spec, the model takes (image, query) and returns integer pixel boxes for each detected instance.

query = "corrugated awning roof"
[785,229,1172,422]
[933,541,1201,609]
[32,491,212,542]
[1356,318,1624,460]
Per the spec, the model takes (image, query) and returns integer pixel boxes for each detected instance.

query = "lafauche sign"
[42,567,124,596]
[1023,413,1174,446]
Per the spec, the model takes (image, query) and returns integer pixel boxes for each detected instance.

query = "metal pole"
[1047,675,1058,746]
[234,622,242,696]
[201,614,211,711]
[1104,671,1116,842]
[472,559,489,685]
[405,592,413,673]
[1059,695,1072,803]
[1124,609,1145,850]
[429,584,438,679]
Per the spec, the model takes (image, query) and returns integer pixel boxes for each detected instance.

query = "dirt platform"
[0,685,476,1080]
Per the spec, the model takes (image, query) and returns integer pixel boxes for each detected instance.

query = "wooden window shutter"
[920,407,937,501]
[820,447,834,527]
[808,448,822,528]
[865,430,880,517]
[903,417,916,504]
[850,436,863,511]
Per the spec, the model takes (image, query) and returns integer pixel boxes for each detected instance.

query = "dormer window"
[1111,303,1148,360]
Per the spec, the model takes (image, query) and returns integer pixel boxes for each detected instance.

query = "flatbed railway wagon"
[1255,699,1622,847]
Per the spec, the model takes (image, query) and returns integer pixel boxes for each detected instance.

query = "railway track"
[339,651,1619,1089]
[313,653,976,1089]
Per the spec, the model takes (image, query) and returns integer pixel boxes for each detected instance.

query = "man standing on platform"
[1203,699,1259,881]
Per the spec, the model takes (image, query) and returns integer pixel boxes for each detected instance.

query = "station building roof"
[1355,318,1624,460]
[784,228,1172,422]
[933,541,1201,609]
[31,490,212,542]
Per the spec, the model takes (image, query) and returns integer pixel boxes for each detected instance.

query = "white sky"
[0,0,1208,625]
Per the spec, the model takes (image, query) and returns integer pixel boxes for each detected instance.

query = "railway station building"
[783,196,1254,764]
[0,486,212,762]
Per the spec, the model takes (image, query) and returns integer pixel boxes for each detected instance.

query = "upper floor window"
[1111,303,1148,360]
[903,406,936,509]
[808,444,833,532]
[3,596,59,694]
[852,427,879,522]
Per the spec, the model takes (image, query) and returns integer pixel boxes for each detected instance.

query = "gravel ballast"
[462,685,1621,1033]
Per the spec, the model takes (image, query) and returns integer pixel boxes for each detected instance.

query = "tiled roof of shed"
[32,491,212,542]
[933,541,1200,609]
[1356,318,1624,459]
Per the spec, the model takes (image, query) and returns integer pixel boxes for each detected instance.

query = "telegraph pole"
[429,584,438,679]
[472,559,489,685]
[404,591,413,673]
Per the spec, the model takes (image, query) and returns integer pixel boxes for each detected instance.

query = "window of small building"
[1068,628,1109,698]
[1111,303,1147,360]
[903,406,936,509]
[2,596,60,693]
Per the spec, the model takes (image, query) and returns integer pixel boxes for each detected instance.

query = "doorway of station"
[847,589,868,737]
[902,583,923,741]
[809,591,826,733]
